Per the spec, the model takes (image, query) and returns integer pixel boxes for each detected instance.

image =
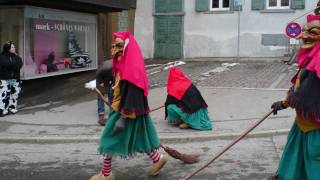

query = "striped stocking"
[101,156,112,176]
[148,149,162,164]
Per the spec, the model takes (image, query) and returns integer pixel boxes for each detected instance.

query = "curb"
[0,129,290,144]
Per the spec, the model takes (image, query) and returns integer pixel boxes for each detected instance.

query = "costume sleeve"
[288,69,320,121]
[119,80,149,117]
[96,66,113,93]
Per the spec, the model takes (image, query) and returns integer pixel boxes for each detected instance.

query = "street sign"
[285,22,302,38]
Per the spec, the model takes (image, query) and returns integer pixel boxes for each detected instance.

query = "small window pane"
[269,0,277,7]
[281,0,289,6]
[212,0,219,8]
[223,0,229,8]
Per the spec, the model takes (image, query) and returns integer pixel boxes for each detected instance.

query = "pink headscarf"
[296,14,320,79]
[307,14,320,22]
[112,32,149,96]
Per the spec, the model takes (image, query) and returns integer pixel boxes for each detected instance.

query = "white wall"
[135,0,318,59]
[134,0,154,59]
[237,0,317,58]
[184,1,238,58]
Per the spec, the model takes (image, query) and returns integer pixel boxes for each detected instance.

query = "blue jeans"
[97,83,113,116]
[97,95,105,116]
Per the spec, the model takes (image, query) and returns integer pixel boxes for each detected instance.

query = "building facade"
[0,0,135,79]
[134,0,313,60]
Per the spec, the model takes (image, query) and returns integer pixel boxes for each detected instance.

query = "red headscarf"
[167,67,192,100]
[112,32,149,96]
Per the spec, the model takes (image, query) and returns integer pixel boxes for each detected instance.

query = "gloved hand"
[113,116,126,133]
[271,101,288,115]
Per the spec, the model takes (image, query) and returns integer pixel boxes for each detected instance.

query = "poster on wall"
[23,7,97,79]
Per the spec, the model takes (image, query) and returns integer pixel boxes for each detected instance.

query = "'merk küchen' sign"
[33,19,91,32]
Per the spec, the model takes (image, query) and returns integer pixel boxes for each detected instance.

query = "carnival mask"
[300,20,320,49]
[111,38,124,59]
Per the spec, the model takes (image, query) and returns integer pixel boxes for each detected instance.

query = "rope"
[288,9,315,23]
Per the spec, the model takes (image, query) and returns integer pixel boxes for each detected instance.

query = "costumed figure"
[165,67,212,130]
[0,41,23,116]
[269,8,320,180]
[90,32,168,180]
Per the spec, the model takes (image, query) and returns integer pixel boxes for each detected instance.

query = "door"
[154,0,183,59]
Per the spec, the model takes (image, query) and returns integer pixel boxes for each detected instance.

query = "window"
[23,7,97,78]
[210,0,230,10]
[266,0,290,9]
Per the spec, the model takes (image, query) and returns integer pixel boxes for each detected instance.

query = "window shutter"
[155,0,168,13]
[229,0,235,11]
[129,0,136,8]
[195,0,209,12]
[251,0,264,10]
[291,0,305,9]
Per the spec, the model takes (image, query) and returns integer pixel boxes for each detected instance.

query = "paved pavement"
[0,60,298,179]
[0,135,288,180]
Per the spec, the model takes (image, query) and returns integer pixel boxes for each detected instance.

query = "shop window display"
[23,7,97,78]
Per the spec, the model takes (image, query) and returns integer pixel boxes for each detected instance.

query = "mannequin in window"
[43,52,58,73]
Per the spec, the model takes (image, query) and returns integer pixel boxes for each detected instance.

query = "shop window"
[23,7,97,78]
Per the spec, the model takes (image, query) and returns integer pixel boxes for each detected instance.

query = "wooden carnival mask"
[300,20,320,49]
[111,38,125,59]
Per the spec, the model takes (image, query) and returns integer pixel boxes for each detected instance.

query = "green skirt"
[166,104,212,130]
[275,122,320,180]
[98,109,160,157]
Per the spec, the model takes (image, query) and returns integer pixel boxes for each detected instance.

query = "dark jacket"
[0,53,23,80]
[96,60,113,94]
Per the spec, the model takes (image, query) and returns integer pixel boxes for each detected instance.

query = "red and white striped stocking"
[148,149,162,164]
[102,156,112,176]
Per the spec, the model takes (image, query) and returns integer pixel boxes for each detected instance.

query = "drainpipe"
[237,8,240,61]
[235,0,242,61]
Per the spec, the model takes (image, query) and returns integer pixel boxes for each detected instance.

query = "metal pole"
[236,0,241,61]
[237,9,240,61]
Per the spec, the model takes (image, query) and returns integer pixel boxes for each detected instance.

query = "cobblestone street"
[148,60,297,90]
[20,60,298,108]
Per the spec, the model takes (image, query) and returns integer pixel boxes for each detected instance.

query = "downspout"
[236,0,243,61]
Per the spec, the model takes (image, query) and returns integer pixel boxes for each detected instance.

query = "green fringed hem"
[275,122,320,180]
[98,109,161,157]
[166,104,212,131]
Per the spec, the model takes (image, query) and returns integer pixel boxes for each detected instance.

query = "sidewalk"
[0,86,295,143]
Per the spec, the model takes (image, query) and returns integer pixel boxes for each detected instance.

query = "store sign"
[34,21,91,32]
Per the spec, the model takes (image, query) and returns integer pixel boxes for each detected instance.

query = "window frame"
[266,0,290,10]
[210,0,230,11]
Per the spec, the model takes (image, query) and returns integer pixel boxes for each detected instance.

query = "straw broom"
[92,86,199,164]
